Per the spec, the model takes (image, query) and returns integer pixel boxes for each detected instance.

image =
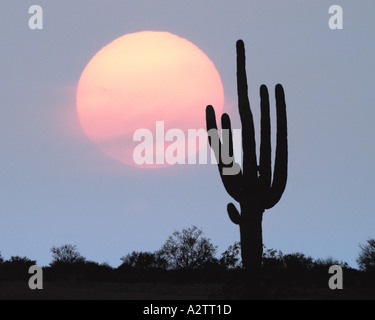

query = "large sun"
[76,31,224,168]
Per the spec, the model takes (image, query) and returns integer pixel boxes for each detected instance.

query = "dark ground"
[1,262,374,300]
[1,275,374,300]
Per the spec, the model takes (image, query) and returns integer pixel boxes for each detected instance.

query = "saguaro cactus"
[206,40,288,290]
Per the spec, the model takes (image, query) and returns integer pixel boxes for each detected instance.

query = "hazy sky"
[1,1,374,268]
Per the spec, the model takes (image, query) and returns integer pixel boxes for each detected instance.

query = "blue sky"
[0,1,374,268]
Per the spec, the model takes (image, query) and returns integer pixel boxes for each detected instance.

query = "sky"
[0,0,374,268]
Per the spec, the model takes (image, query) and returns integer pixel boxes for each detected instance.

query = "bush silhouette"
[159,226,217,270]
[312,257,349,272]
[220,241,242,269]
[357,239,375,273]
[50,244,86,266]
[282,253,314,272]
[0,256,36,280]
[48,244,89,280]
[119,251,167,271]
[262,247,284,271]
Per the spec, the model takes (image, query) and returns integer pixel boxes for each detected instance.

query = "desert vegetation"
[0,226,374,299]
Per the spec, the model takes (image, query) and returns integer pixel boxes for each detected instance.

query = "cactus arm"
[206,105,221,162]
[236,40,258,187]
[227,203,241,225]
[220,113,243,203]
[264,84,288,209]
[221,113,242,176]
[259,84,272,193]
[221,113,234,163]
[206,105,243,202]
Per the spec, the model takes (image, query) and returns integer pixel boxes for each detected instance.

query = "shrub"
[357,239,375,272]
[159,226,217,270]
[50,244,86,266]
[282,252,314,272]
[0,256,37,280]
[262,247,284,271]
[119,251,167,271]
[220,242,242,269]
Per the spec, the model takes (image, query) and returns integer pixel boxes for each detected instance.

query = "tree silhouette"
[220,241,242,269]
[206,40,288,296]
[50,244,86,266]
[159,226,217,270]
[357,239,375,272]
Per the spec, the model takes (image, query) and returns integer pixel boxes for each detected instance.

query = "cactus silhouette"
[206,40,288,294]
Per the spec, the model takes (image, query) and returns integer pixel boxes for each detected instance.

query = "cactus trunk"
[240,206,263,274]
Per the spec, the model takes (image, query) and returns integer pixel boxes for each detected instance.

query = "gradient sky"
[0,0,374,268]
